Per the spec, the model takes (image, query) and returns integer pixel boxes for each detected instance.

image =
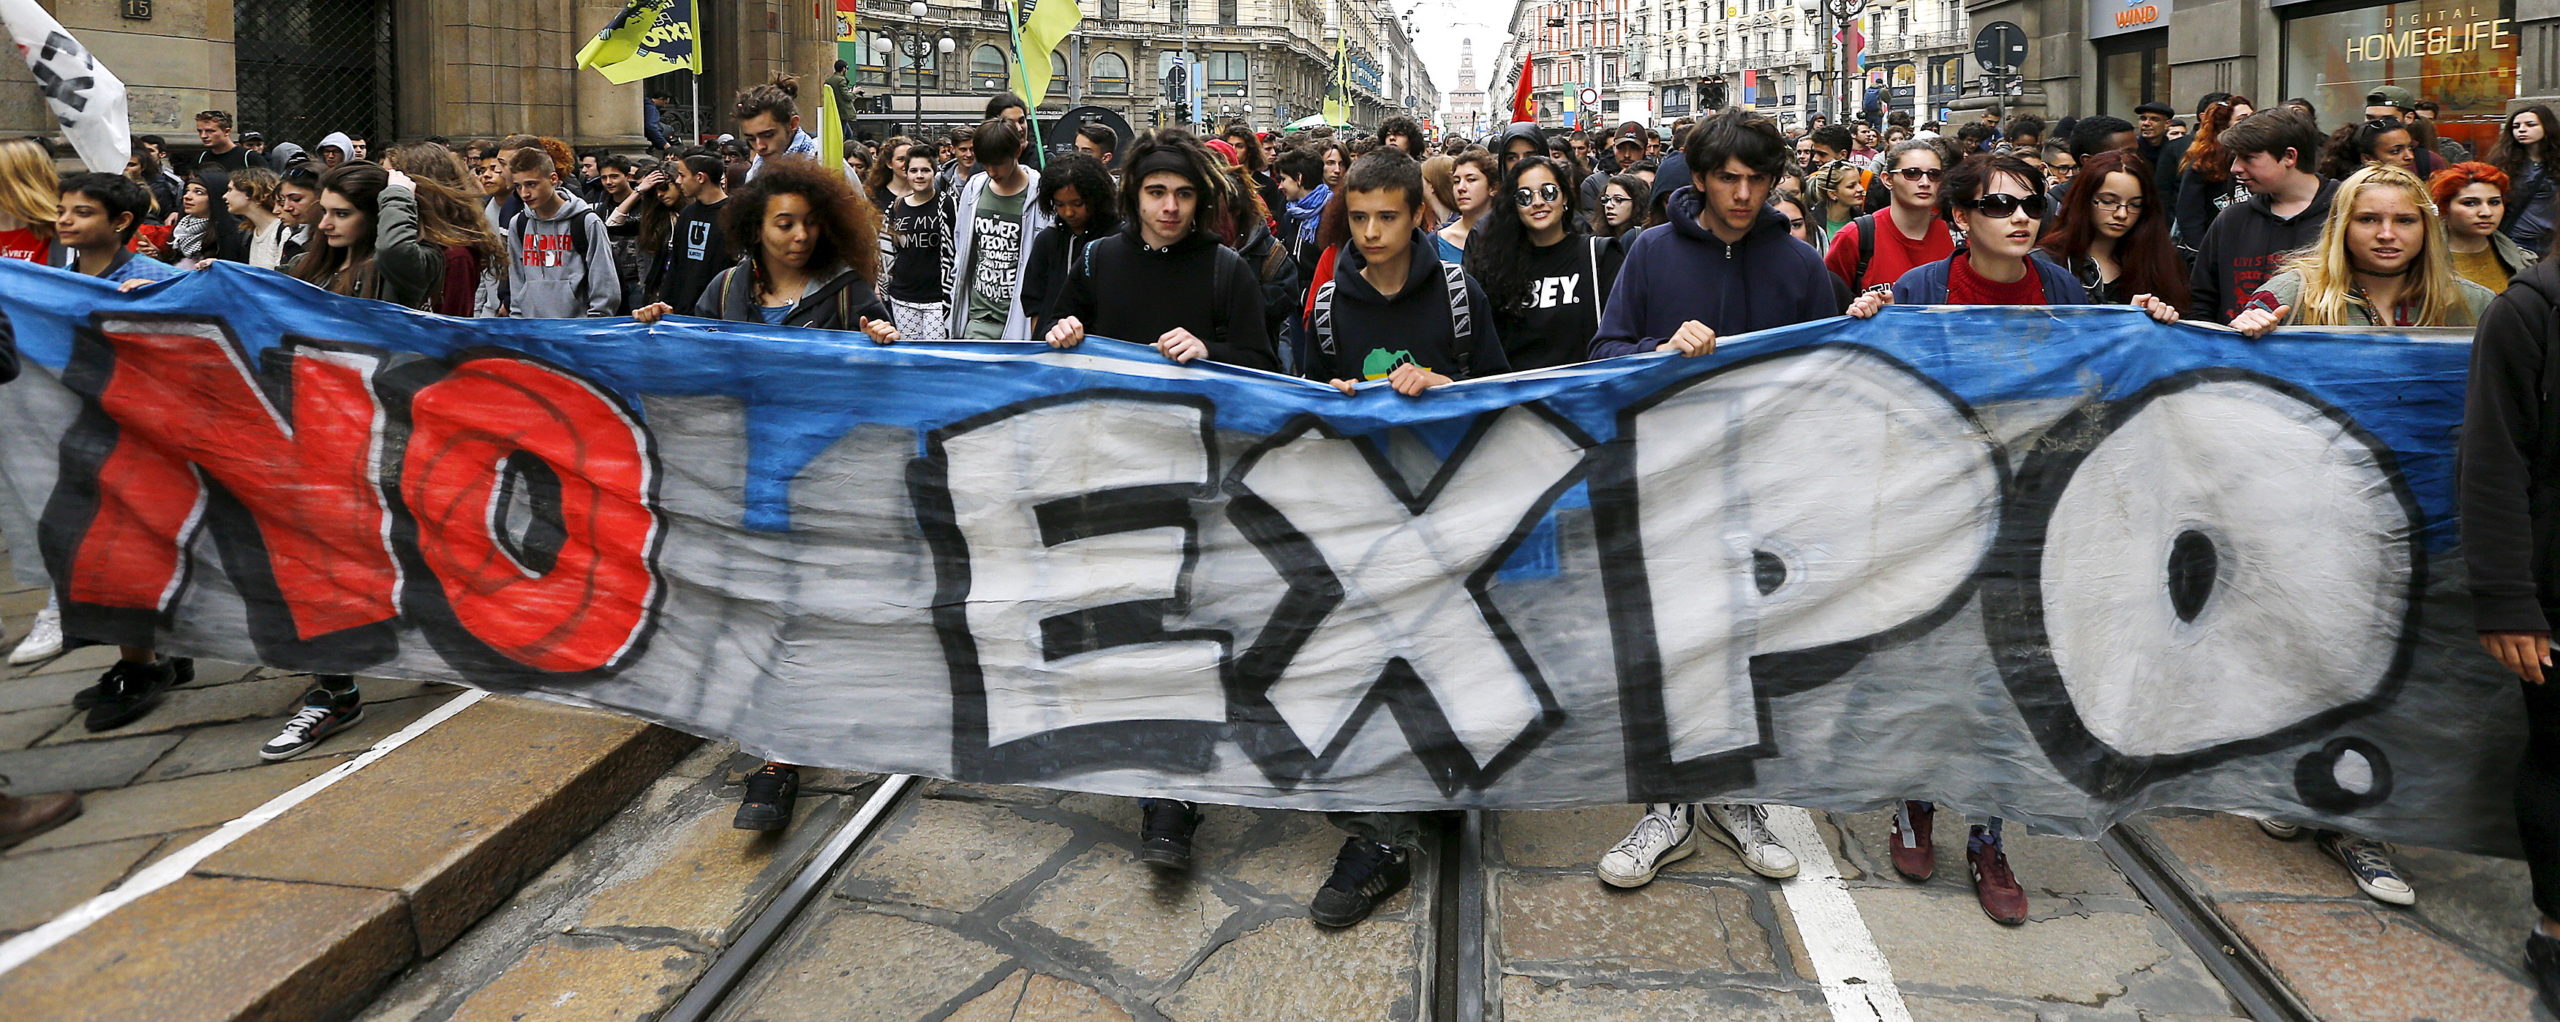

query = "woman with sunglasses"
[1825,140,1953,291]
[2039,149,2191,309]
[2228,163,2495,338]
[1463,155,1621,370]
[1846,152,2177,925]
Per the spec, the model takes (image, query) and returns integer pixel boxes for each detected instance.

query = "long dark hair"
[1035,151,1119,240]
[2181,94,2252,183]
[2038,149,2190,310]
[183,167,244,260]
[2321,118,2412,180]
[1594,172,1650,238]
[2492,105,2560,180]
[288,164,389,294]
[721,155,881,287]
[1464,156,1586,321]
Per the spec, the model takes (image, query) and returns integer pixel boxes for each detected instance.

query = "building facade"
[0,0,1429,163]
[1630,0,1968,130]
[1969,0,2548,154]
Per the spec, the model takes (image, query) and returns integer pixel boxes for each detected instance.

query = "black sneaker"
[1310,836,1411,928]
[1135,799,1200,869]
[83,657,184,732]
[2528,932,2560,1017]
[259,688,364,761]
[75,656,190,711]
[733,764,800,832]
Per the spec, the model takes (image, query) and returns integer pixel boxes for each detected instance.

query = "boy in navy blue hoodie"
[1307,150,1505,395]
[1588,110,1835,896]
[1589,109,1837,362]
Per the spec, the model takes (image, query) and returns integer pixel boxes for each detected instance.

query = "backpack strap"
[1441,260,1473,378]
[1211,245,1239,348]
[1586,235,1607,317]
[1852,212,1879,289]
[1312,279,1337,363]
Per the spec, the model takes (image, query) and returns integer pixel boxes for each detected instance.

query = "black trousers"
[2519,674,2560,921]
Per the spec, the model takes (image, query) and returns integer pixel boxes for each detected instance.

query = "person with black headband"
[1041,132,1277,368]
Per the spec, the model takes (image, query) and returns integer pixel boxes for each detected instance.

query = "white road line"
[0,688,488,976]
[1768,805,1915,1022]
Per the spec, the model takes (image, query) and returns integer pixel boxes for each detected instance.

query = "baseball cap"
[2366,85,2416,111]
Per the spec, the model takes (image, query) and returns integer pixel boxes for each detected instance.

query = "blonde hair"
[0,139,57,228]
[2278,164,2475,328]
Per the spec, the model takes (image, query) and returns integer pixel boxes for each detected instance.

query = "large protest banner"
[0,260,2522,851]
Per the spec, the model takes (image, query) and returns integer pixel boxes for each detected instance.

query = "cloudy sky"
[1397,0,1509,94]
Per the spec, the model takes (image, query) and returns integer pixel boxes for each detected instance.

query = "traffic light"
[1176,101,1191,124]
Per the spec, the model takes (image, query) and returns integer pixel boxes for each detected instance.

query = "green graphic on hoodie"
[1361,348,1427,381]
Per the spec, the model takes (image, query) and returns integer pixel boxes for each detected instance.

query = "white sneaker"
[8,600,61,666]
[2255,817,2305,841]
[1597,803,1699,888]
[1702,803,1801,879]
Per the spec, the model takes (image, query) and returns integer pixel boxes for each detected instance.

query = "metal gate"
[234,0,394,151]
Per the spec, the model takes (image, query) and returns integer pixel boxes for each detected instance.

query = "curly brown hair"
[722,155,882,285]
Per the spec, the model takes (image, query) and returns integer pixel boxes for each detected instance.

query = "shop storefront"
[2090,0,2171,112]
[2278,0,2518,153]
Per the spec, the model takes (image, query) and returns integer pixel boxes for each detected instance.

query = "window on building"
[1093,51,1130,94]
[972,44,1009,89]
[1101,0,1119,17]
[902,39,939,84]
[1209,50,1246,96]
[1220,0,1238,25]
[860,32,891,85]
[1050,49,1068,93]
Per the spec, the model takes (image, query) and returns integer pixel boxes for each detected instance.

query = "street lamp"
[873,2,956,139]
[1797,0,1869,126]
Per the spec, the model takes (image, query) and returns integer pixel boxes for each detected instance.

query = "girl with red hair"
[2433,161,2538,292]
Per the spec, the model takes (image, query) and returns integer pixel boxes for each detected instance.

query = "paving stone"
[2222,900,2536,1022]
[1495,806,1643,869]
[1159,916,1419,1021]
[947,968,1137,1022]
[1848,886,2171,1005]
[724,906,1009,1022]
[443,935,705,1022]
[0,705,67,749]
[2,643,118,683]
[839,794,1077,915]
[0,731,180,793]
[198,697,696,954]
[1058,791,1259,862]
[2388,844,2539,964]
[1498,872,1778,976]
[580,795,817,945]
[1018,845,1243,982]
[1214,811,1416,920]
[1499,975,1833,1021]
[132,825,217,872]
[10,756,338,853]
[136,692,450,783]
[2141,814,2363,900]
[0,667,106,714]
[919,779,1065,807]
[0,834,157,937]
[0,874,412,1022]
[37,671,309,745]
[1999,831,2137,899]
[1889,995,2042,1021]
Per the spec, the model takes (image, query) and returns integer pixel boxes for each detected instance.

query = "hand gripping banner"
[0,261,2523,852]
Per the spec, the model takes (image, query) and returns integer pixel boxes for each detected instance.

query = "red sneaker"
[1889,800,1935,881]
[1968,831,2028,926]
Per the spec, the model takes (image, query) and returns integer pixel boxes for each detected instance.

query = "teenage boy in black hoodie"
[1308,150,1506,397]
[1584,108,1837,892]
[2459,256,2560,1015]
[2185,109,2337,324]
[658,149,733,314]
[1040,133,1277,370]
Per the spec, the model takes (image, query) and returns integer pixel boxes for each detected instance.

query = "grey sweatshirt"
[500,189,621,318]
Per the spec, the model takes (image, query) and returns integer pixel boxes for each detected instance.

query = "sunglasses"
[1600,195,1633,206]
[1958,192,2050,218]
[1512,183,1562,206]
[1893,167,1945,181]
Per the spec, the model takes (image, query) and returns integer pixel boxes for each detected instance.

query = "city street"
[0,535,2543,1021]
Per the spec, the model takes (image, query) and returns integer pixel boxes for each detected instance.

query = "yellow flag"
[1007,0,1082,104]
[575,0,700,85]
[818,79,846,175]
[1323,37,1349,125]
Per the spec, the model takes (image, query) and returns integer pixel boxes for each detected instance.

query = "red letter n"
[67,319,399,639]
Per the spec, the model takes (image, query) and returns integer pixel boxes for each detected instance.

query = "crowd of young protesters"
[6,78,2560,1011]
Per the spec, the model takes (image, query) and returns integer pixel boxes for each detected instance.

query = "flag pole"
[1007,0,1045,167]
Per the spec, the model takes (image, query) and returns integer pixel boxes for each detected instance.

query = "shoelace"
[1721,806,1780,847]
[1328,838,1397,892]
[2340,841,2400,879]
[273,704,333,741]
[1611,810,1679,857]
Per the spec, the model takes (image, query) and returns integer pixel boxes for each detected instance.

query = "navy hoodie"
[1590,189,1835,359]
[1312,230,1507,383]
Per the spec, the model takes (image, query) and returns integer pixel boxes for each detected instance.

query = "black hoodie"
[2185,176,2340,324]
[1312,229,1507,383]
[1044,225,1278,371]
[2461,257,2560,633]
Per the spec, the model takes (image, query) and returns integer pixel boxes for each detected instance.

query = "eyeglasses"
[2090,196,2146,213]
[1600,195,1633,206]
[2048,164,2079,175]
[1893,167,1945,181]
[1958,192,2050,218]
[1512,183,1562,206]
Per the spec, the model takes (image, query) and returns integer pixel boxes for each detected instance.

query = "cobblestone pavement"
[0,546,465,943]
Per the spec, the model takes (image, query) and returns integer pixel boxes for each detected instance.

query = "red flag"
[1510,53,1537,123]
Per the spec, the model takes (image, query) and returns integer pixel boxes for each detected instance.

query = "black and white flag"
[1,0,130,173]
